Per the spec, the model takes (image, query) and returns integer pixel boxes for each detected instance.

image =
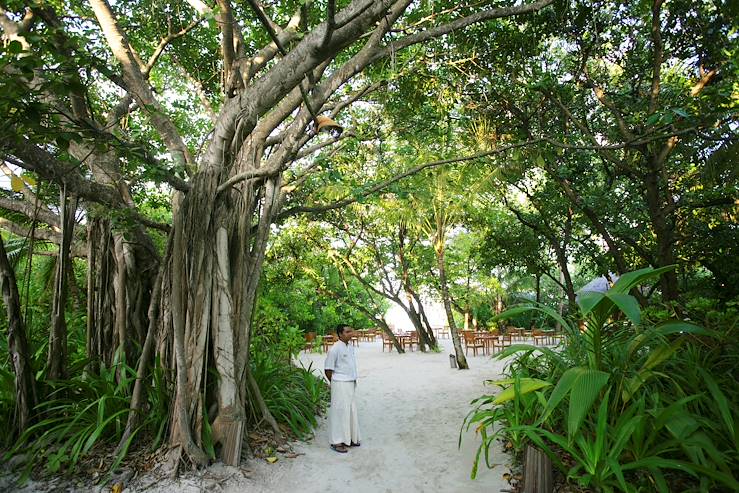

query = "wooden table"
[475,333,498,355]
[322,335,337,352]
[394,334,417,352]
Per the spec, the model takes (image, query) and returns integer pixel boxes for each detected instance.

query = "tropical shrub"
[6,354,170,481]
[463,267,739,492]
[250,351,329,439]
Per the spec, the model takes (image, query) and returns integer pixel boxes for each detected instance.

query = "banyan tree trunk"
[86,215,155,371]
[0,236,36,435]
[165,150,281,467]
[47,186,77,380]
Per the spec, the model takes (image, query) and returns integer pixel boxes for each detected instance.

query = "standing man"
[324,324,361,453]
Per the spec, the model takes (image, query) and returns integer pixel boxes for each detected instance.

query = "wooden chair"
[382,333,394,352]
[303,332,316,352]
[462,331,485,356]
[550,332,564,345]
[406,331,419,351]
[322,334,337,352]
[532,330,547,346]
[498,333,512,350]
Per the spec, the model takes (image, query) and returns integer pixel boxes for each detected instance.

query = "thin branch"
[143,16,204,77]
[294,131,353,160]
[89,0,194,171]
[690,67,718,96]
[1,134,171,232]
[277,139,540,219]
[322,0,336,46]
[588,81,635,141]
[382,0,553,56]
[0,195,60,229]
[648,0,664,115]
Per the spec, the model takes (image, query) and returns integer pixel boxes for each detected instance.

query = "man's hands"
[325,369,333,382]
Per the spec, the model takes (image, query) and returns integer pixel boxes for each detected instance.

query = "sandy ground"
[1,339,512,493]
[238,338,512,493]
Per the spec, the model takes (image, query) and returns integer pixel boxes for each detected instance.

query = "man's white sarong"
[328,380,360,445]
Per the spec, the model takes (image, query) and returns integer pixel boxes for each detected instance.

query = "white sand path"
[122,338,510,493]
[234,338,511,493]
[3,339,512,493]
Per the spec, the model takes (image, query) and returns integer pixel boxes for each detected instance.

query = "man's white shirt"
[324,340,358,382]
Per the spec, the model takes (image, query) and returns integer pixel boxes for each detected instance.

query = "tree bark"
[397,223,436,350]
[436,245,468,369]
[47,186,76,380]
[0,235,36,435]
[412,290,438,348]
[643,167,679,301]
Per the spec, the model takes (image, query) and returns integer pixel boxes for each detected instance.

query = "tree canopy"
[0,0,736,485]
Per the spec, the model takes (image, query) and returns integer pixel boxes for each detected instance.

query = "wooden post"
[523,445,553,493]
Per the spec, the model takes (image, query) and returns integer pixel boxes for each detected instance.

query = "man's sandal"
[331,444,348,453]
[343,442,361,447]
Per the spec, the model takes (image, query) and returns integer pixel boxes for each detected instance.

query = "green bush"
[6,354,170,482]
[250,351,329,439]
[463,267,739,492]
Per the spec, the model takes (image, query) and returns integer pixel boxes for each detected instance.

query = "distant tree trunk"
[47,187,76,380]
[549,172,629,275]
[644,167,679,301]
[397,223,435,350]
[405,301,428,351]
[553,246,577,313]
[535,273,541,304]
[0,236,36,435]
[376,317,405,353]
[556,269,565,330]
[436,244,468,369]
[411,291,437,347]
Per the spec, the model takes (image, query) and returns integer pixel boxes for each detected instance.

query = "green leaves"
[540,367,610,438]
[489,377,552,405]
[7,40,23,54]
[464,265,739,491]
[605,293,640,325]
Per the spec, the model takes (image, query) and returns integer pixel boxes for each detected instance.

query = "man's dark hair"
[335,324,349,336]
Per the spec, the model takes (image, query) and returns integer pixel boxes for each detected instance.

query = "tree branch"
[89,0,195,171]
[648,0,664,115]
[143,17,204,77]
[0,195,60,229]
[277,140,539,219]
[382,0,553,56]
[1,135,171,232]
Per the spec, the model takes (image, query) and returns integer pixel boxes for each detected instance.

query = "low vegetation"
[464,268,739,492]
